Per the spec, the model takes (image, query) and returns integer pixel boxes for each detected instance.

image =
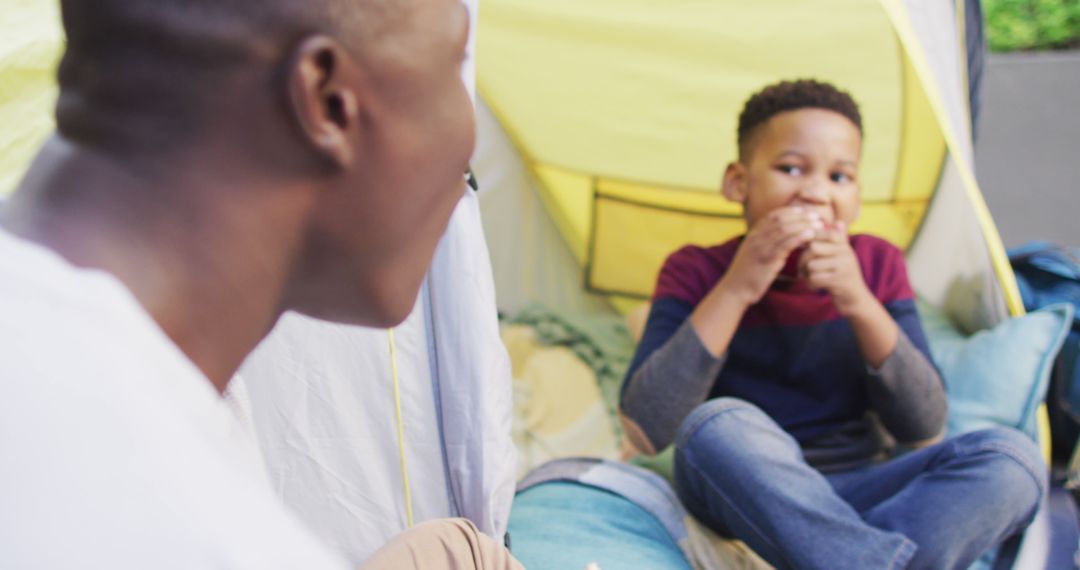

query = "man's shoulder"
[0,231,348,570]
[0,230,174,378]
[0,325,348,568]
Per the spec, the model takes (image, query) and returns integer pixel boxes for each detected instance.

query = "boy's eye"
[831,172,852,184]
[778,165,803,176]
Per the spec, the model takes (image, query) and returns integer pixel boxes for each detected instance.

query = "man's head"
[56,0,475,327]
[722,79,863,229]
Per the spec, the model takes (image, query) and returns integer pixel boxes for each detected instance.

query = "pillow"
[501,325,620,479]
[918,300,1073,439]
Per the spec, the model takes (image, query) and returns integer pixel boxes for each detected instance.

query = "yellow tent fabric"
[0,0,62,196]
[476,0,1018,314]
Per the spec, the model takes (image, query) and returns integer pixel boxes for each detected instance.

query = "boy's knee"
[954,428,1047,521]
[675,398,792,455]
[959,428,1045,478]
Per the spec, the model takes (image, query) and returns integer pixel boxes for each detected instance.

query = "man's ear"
[721,161,748,203]
[286,36,362,168]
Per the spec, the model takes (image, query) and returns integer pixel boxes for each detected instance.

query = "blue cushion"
[918,301,1073,439]
[508,482,692,570]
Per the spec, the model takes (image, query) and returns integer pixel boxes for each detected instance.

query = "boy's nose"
[796,180,829,203]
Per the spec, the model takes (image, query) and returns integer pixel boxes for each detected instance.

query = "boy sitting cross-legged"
[619,79,1045,570]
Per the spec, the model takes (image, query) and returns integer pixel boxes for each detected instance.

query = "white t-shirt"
[0,228,350,570]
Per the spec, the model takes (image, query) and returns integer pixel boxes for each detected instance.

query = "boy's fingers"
[779,223,814,245]
[752,218,811,250]
[793,211,826,232]
[767,206,811,224]
[772,228,813,259]
[763,207,820,234]
[798,243,835,266]
[750,208,826,262]
[806,274,833,291]
[805,258,842,284]
[805,257,838,274]
[755,218,800,241]
[805,262,838,289]
[797,248,814,279]
[803,239,839,258]
[825,221,848,243]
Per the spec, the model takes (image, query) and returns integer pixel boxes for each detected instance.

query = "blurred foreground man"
[0,0,521,568]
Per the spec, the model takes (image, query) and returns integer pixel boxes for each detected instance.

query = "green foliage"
[984,0,1080,52]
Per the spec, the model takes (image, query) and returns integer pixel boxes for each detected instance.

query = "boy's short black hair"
[736,79,862,160]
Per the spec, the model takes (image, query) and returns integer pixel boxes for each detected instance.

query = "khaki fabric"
[361,519,522,570]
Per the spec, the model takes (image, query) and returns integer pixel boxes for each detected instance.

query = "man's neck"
[2,136,313,393]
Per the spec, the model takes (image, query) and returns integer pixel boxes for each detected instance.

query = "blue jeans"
[673,399,1047,570]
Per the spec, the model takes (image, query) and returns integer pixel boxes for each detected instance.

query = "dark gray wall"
[975,50,1080,248]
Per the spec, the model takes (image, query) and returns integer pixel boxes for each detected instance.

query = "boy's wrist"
[836,286,878,319]
[844,292,901,368]
[691,276,754,358]
[713,276,757,311]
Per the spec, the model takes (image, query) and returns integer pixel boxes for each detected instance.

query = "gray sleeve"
[864,330,947,443]
[620,320,725,453]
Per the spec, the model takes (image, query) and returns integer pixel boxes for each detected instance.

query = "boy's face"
[723,108,861,229]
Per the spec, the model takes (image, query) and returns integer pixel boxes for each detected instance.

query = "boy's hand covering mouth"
[797,221,874,316]
[716,205,819,306]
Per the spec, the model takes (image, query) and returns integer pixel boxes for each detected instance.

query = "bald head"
[55,0,400,156]
[34,0,475,330]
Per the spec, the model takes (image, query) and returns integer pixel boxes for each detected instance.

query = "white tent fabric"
[896,0,1011,330]
[426,190,518,540]
[236,305,447,563]
[234,0,517,564]
[473,100,613,316]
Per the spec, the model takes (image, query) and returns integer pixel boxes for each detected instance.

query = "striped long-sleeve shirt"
[620,234,946,472]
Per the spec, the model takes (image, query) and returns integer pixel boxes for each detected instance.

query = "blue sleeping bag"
[508,459,694,570]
